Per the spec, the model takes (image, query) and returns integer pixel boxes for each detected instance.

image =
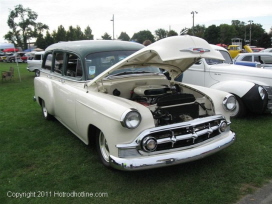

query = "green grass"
[1,62,272,204]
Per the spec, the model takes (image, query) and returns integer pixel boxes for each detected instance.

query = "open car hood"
[88,35,224,85]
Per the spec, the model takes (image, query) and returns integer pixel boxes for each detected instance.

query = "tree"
[74,26,84,40]
[167,30,178,37]
[118,32,130,41]
[52,25,67,43]
[131,30,155,44]
[204,25,220,44]
[249,23,265,46]
[35,33,46,49]
[102,33,112,40]
[44,31,54,48]
[219,24,237,45]
[155,28,168,40]
[187,24,206,38]
[5,4,48,50]
[66,26,76,41]
[258,33,271,48]
[84,26,94,40]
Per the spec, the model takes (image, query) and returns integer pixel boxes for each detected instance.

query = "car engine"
[130,85,201,126]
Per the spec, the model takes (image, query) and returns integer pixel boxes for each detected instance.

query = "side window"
[53,52,64,75]
[34,54,41,60]
[241,55,252,62]
[63,53,83,80]
[42,53,53,71]
[261,55,272,64]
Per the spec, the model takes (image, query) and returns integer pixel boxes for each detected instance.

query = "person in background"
[143,40,152,46]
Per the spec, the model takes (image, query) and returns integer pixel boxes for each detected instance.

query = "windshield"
[86,50,138,80]
[205,50,233,65]
[107,66,161,78]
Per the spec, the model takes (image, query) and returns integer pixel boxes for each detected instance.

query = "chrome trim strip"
[110,131,235,171]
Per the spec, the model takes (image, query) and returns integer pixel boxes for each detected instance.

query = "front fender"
[210,80,255,98]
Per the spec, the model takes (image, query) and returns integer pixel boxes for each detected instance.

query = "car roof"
[34,51,45,55]
[237,52,272,56]
[45,40,144,58]
[260,48,272,52]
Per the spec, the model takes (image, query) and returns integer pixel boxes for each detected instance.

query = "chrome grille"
[144,119,222,152]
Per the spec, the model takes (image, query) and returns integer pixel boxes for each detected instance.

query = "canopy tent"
[3,48,19,52]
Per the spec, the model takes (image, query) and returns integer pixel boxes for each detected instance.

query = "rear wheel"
[41,99,53,120]
[230,95,246,118]
[96,130,110,167]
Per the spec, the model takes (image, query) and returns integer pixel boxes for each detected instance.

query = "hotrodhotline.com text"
[7,191,109,199]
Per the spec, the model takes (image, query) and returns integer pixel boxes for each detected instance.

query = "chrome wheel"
[98,132,110,163]
[41,100,53,120]
[230,95,246,118]
[42,100,48,118]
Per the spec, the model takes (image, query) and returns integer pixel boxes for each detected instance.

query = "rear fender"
[34,77,55,115]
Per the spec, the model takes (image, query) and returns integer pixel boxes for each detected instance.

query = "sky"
[0,0,271,43]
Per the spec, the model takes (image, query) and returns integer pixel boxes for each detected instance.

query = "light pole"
[248,20,253,45]
[111,14,114,40]
[191,11,198,36]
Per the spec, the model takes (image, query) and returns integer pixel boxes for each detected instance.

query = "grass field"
[1,62,272,204]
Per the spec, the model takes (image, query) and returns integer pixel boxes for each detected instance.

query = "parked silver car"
[233,52,272,69]
[260,48,272,53]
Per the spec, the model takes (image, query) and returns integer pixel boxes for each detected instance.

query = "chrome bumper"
[109,131,235,171]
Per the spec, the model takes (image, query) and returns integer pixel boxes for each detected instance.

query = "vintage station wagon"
[34,36,236,171]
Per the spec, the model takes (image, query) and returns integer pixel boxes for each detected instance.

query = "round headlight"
[258,86,266,100]
[223,95,236,111]
[142,136,157,152]
[121,109,141,129]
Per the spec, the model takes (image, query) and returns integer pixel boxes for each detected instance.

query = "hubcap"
[42,101,48,118]
[99,132,110,163]
[230,100,240,117]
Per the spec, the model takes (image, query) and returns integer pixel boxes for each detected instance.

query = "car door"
[183,60,205,86]
[50,51,79,133]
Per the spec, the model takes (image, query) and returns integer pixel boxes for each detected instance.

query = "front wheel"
[35,69,40,77]
[41,99,53,120]
[96,130,110,167]
[230,95,246,118]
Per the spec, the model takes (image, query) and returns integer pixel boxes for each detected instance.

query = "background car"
[233,52,272,69]
[27,51,44,76]
[260,48,272,53]
[183,44,272,118]
[34,36,236,171]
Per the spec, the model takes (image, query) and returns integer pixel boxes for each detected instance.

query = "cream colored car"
[34,36,236,171]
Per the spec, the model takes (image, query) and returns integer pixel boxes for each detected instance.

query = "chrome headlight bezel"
[223,94,237,111]
[121,109,142,129]
[258,86,266,100]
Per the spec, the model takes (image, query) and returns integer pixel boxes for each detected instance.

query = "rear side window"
[241,55,252,62]
[34,54,42,60]
[64,53,83,79]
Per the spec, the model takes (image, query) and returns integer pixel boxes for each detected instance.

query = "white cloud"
[0,0,271,42]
